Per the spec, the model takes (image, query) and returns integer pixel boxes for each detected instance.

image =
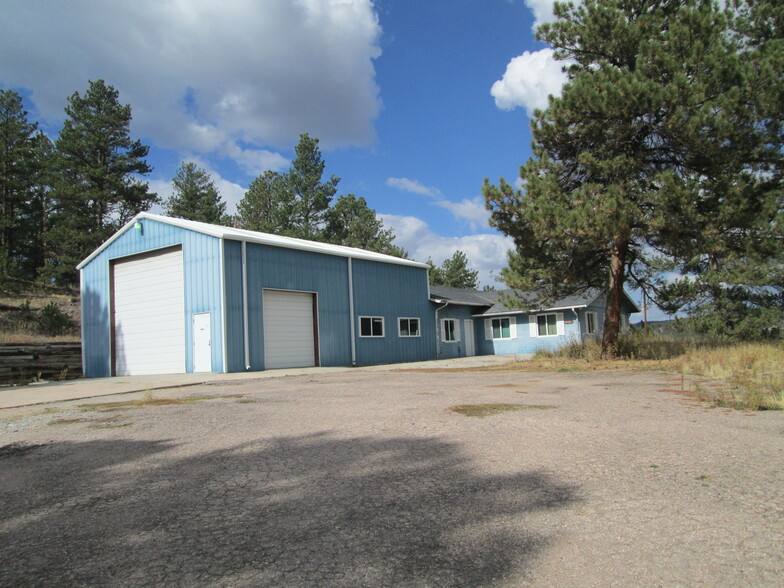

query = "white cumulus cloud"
[491,48,570,116]
[0,0,382,171]
[380,214,513,288]
[524,0,558,31]
[386,177,441,197]
[387,177,491,231]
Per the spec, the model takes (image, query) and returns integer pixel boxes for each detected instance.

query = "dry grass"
[78,392,246,411]
[507,336,784,411]
[668,344,784,410]
[448,403,557,417]
[0,331,80,344]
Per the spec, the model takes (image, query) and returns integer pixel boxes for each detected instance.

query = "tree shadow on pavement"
[0,434,578,586]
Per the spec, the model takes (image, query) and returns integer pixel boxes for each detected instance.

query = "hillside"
[0,277,80,344]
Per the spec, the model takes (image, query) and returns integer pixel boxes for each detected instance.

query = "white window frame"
[359,315,385,338]
[585,311,598,335]
[398,317,421,338]
[529,312,564,338]
[483,316,517,340]
[441,318,460,342]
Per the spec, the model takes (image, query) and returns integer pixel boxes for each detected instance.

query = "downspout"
[348,257,356,366]
[434,300,449,359]
[242,241,250,370]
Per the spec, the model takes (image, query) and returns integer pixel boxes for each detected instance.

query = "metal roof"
[77,212,429,270]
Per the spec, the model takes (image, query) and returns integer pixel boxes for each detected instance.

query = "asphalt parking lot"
[1,367,783,586]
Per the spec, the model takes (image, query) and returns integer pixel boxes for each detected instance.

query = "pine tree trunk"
[601,238,629,358]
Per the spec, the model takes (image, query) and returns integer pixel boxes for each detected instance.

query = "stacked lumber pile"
[0,343,82,385]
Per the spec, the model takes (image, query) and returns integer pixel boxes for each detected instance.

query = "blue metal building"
[78,213,435,377]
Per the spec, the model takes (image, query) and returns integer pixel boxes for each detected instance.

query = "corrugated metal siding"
[80,218,224,377]
[222,240,246,372]
[434,305,476,360]
[244,243,353,369]
[352,259,435,366]
[81,260,111,378]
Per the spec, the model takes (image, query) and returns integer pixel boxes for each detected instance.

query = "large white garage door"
[113,248,185,376]
[263,290,317,369]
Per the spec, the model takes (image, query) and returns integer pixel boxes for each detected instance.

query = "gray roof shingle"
[429,286,640,315]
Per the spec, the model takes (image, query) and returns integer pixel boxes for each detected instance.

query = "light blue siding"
[243,243,353,369]
[476,310,581,355]
[223,240,246,372]
[434,305,477,359]
[80,219,224,377]
[352,259,436,365]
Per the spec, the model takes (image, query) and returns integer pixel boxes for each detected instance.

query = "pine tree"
[236,170,296,235]
[0,90,44,279]
[287,133,339,240]
[46,80,157,284]
[429,250,479,289]
[164,162,227,225]
[483,0,782,354]
[324,194,406,257]
[237,133,338,240]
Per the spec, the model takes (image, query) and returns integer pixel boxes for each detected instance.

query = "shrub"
[38,302,74,336]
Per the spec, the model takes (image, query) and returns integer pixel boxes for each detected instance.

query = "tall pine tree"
[164,162,227,225]
[46,80,157,284]
[483,0,782,354]
[0,90,48,280]
[237,133,337,240]
[324,194,406,257]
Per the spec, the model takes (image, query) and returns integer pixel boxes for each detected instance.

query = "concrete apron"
[0,355,528,410]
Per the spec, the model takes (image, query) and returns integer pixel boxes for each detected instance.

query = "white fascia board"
[77,212,428,270]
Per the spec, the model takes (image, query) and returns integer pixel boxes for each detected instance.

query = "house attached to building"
[78,213,639,377]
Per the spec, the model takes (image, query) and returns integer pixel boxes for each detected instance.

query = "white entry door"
[192,313,212,373]
[464,320,475,356]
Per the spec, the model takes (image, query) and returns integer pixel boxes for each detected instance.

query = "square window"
[399,317,420,337]
[359,316,384,337]
[491,317,511,339]
[537,314,558,336]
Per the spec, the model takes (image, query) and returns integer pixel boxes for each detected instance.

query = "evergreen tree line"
[1,80,157,287]
[0,81,406,288]
[484,0,783,350]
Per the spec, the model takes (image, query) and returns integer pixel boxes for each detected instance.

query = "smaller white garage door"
[263,290,317,369]
[113,248,185,376]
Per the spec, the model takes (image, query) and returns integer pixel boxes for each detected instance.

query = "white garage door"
[263,290,317,369]
[113,248,185,376]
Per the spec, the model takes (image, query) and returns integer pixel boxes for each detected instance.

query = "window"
[537,313,558,337]
[398,317,420,337]
[441,318,459,342]
[359,316,384,337]
[585,311,598,335]
[492,317,512,339]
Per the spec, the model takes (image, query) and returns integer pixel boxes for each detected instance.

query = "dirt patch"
[449,403,557,417]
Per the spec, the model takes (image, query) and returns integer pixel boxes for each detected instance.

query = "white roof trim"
[77,212,429,270]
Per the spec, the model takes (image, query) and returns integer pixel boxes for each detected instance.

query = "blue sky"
[1,0,655,318]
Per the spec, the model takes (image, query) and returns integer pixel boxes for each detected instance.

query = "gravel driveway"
[1,368,782,586]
